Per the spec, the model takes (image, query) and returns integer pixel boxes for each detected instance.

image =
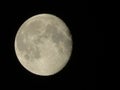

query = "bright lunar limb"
[14,13,72,76]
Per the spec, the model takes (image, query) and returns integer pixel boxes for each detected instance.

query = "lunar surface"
[14,14,72,76]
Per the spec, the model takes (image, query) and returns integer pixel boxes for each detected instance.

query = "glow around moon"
[14,13,72,76]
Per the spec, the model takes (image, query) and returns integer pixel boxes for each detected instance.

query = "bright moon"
[14,13,72,76]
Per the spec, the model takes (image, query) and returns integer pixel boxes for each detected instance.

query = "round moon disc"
[14,14,72,76]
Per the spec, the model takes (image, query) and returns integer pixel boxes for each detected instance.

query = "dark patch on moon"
[23,45,41,61]
[33,35,45,44]
[45,24,72,53]
[45,24,66,44]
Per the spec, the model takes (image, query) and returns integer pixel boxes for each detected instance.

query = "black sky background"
[0,0,100,89]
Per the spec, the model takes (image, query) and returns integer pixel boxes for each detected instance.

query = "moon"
[14,13,72,76]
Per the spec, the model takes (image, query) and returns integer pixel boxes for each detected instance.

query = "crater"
[24,54,30,60]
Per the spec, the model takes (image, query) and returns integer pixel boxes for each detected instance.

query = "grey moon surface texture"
[14,14,72,76]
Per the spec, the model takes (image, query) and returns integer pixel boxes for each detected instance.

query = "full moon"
[14,13,72,76]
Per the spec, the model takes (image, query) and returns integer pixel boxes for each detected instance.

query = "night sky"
[0,0,99,89]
